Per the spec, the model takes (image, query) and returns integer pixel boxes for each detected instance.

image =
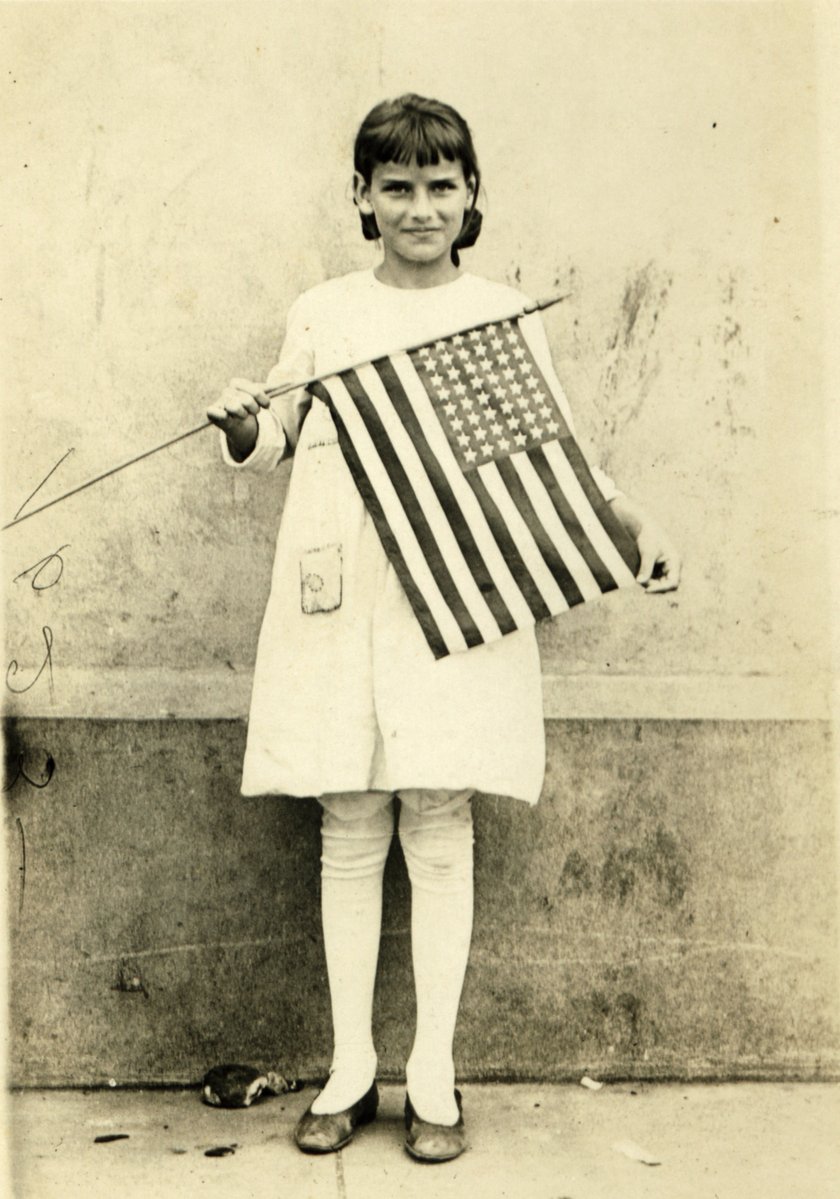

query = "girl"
[207,94,680,1163]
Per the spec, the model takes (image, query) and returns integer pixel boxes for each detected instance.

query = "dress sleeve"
[220,293,315,472]
[520,310,623,503]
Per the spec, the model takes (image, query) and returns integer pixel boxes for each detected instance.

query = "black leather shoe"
[404,1090,467,1162]
[294,1081,379,1154]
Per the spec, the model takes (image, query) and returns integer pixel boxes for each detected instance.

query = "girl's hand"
[608,494,682,594]
[634,521,682,593]
[207,378,270,462]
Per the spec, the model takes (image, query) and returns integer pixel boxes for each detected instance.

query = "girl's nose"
[410,188,434,220]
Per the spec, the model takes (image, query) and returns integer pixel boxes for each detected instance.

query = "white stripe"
[515,320,636,587]
[323,376,469,654]
[390,354,536,629]
[511,453,605,601]
[476,462,570,615]
[356,362,501,644]
[542,441,637,585]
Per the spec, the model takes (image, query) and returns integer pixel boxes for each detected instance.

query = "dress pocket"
[300,543,342,614]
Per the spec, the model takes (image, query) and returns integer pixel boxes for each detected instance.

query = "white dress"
[223,270,618,804]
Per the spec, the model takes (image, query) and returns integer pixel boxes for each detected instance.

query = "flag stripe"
[358,360,502,644]
[526,445,618,593]
[511,453,605,602]
[374,356,519,638]
[314,377,468,655]
[514,320,638,578]
[543,440,640,582]
[311,383,449,659]
[475,463,570,615]
[560,438,641,576]
[392,355,539,630]
[464,470,552,623]
[391,354,536,629]
[339,368,485,649]
[496,457,585,608]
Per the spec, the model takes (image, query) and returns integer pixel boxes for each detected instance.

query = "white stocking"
[311,791,394,1115]
[398,789,474,1126]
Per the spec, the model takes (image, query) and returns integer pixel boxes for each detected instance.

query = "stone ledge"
[2,669,834,721]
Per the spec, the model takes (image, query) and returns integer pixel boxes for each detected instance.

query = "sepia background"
[2,0,837,1087]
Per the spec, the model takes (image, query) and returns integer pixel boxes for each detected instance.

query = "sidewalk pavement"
[8,1081,840,1199]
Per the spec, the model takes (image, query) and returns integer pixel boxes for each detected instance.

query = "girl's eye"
[432,182,456,191]
[383,183,410,194]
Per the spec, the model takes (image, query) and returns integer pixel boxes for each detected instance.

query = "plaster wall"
[2,2,837,1086]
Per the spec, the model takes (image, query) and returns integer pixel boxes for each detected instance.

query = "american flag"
[309,316,640,659]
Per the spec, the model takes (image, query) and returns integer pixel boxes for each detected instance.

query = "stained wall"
[2,1,837,1085]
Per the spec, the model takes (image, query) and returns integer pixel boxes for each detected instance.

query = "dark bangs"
[354,94,480,188]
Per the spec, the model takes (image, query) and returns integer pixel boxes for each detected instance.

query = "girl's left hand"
[634,522,682,593]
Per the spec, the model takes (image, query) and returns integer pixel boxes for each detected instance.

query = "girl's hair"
[353,93,483,266]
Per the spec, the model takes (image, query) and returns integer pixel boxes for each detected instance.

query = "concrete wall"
[4,716,837,1087]
[2,2,838,1084]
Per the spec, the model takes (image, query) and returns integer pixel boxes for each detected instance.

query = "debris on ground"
[201,1063,301,1108]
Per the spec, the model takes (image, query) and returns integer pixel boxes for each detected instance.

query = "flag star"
[496,350,510,367]
[427,371,442,389]
[463,359,478,376]
[510,380,523,397]
[467,411,482,427]
[526,375,541,391]
[484,371,500,387]
[490,420,504,438]
[512,344,526,360]
[539,404,553,420]
[464,446,477,463]
[457,431,471,450]
[444,401,458,418]
[451,415,464,432]
[452,334,464,347]
[514,430,527,446]
[438,349,453,367]
[453,380,467,396]
[502,366,516,381]
[500,398,514,415]
[489,336,503,352]
[476,426,489,443]
[523,409,537,425]
[447,365,460,381]
[473,341,487,359]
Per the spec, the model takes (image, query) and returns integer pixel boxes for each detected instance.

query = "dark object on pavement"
[201,1063,300,1108]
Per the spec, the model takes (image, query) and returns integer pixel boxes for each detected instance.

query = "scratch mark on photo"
[14,448,75,520]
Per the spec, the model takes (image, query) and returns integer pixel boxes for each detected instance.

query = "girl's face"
[354,158,476,285]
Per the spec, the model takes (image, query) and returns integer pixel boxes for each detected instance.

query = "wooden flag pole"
[263,292,570,399]
[2,293,569,533]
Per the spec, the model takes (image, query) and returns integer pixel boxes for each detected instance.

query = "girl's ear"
[465,174,477,207]
[353,171,381,241]
[353,171,374,214]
